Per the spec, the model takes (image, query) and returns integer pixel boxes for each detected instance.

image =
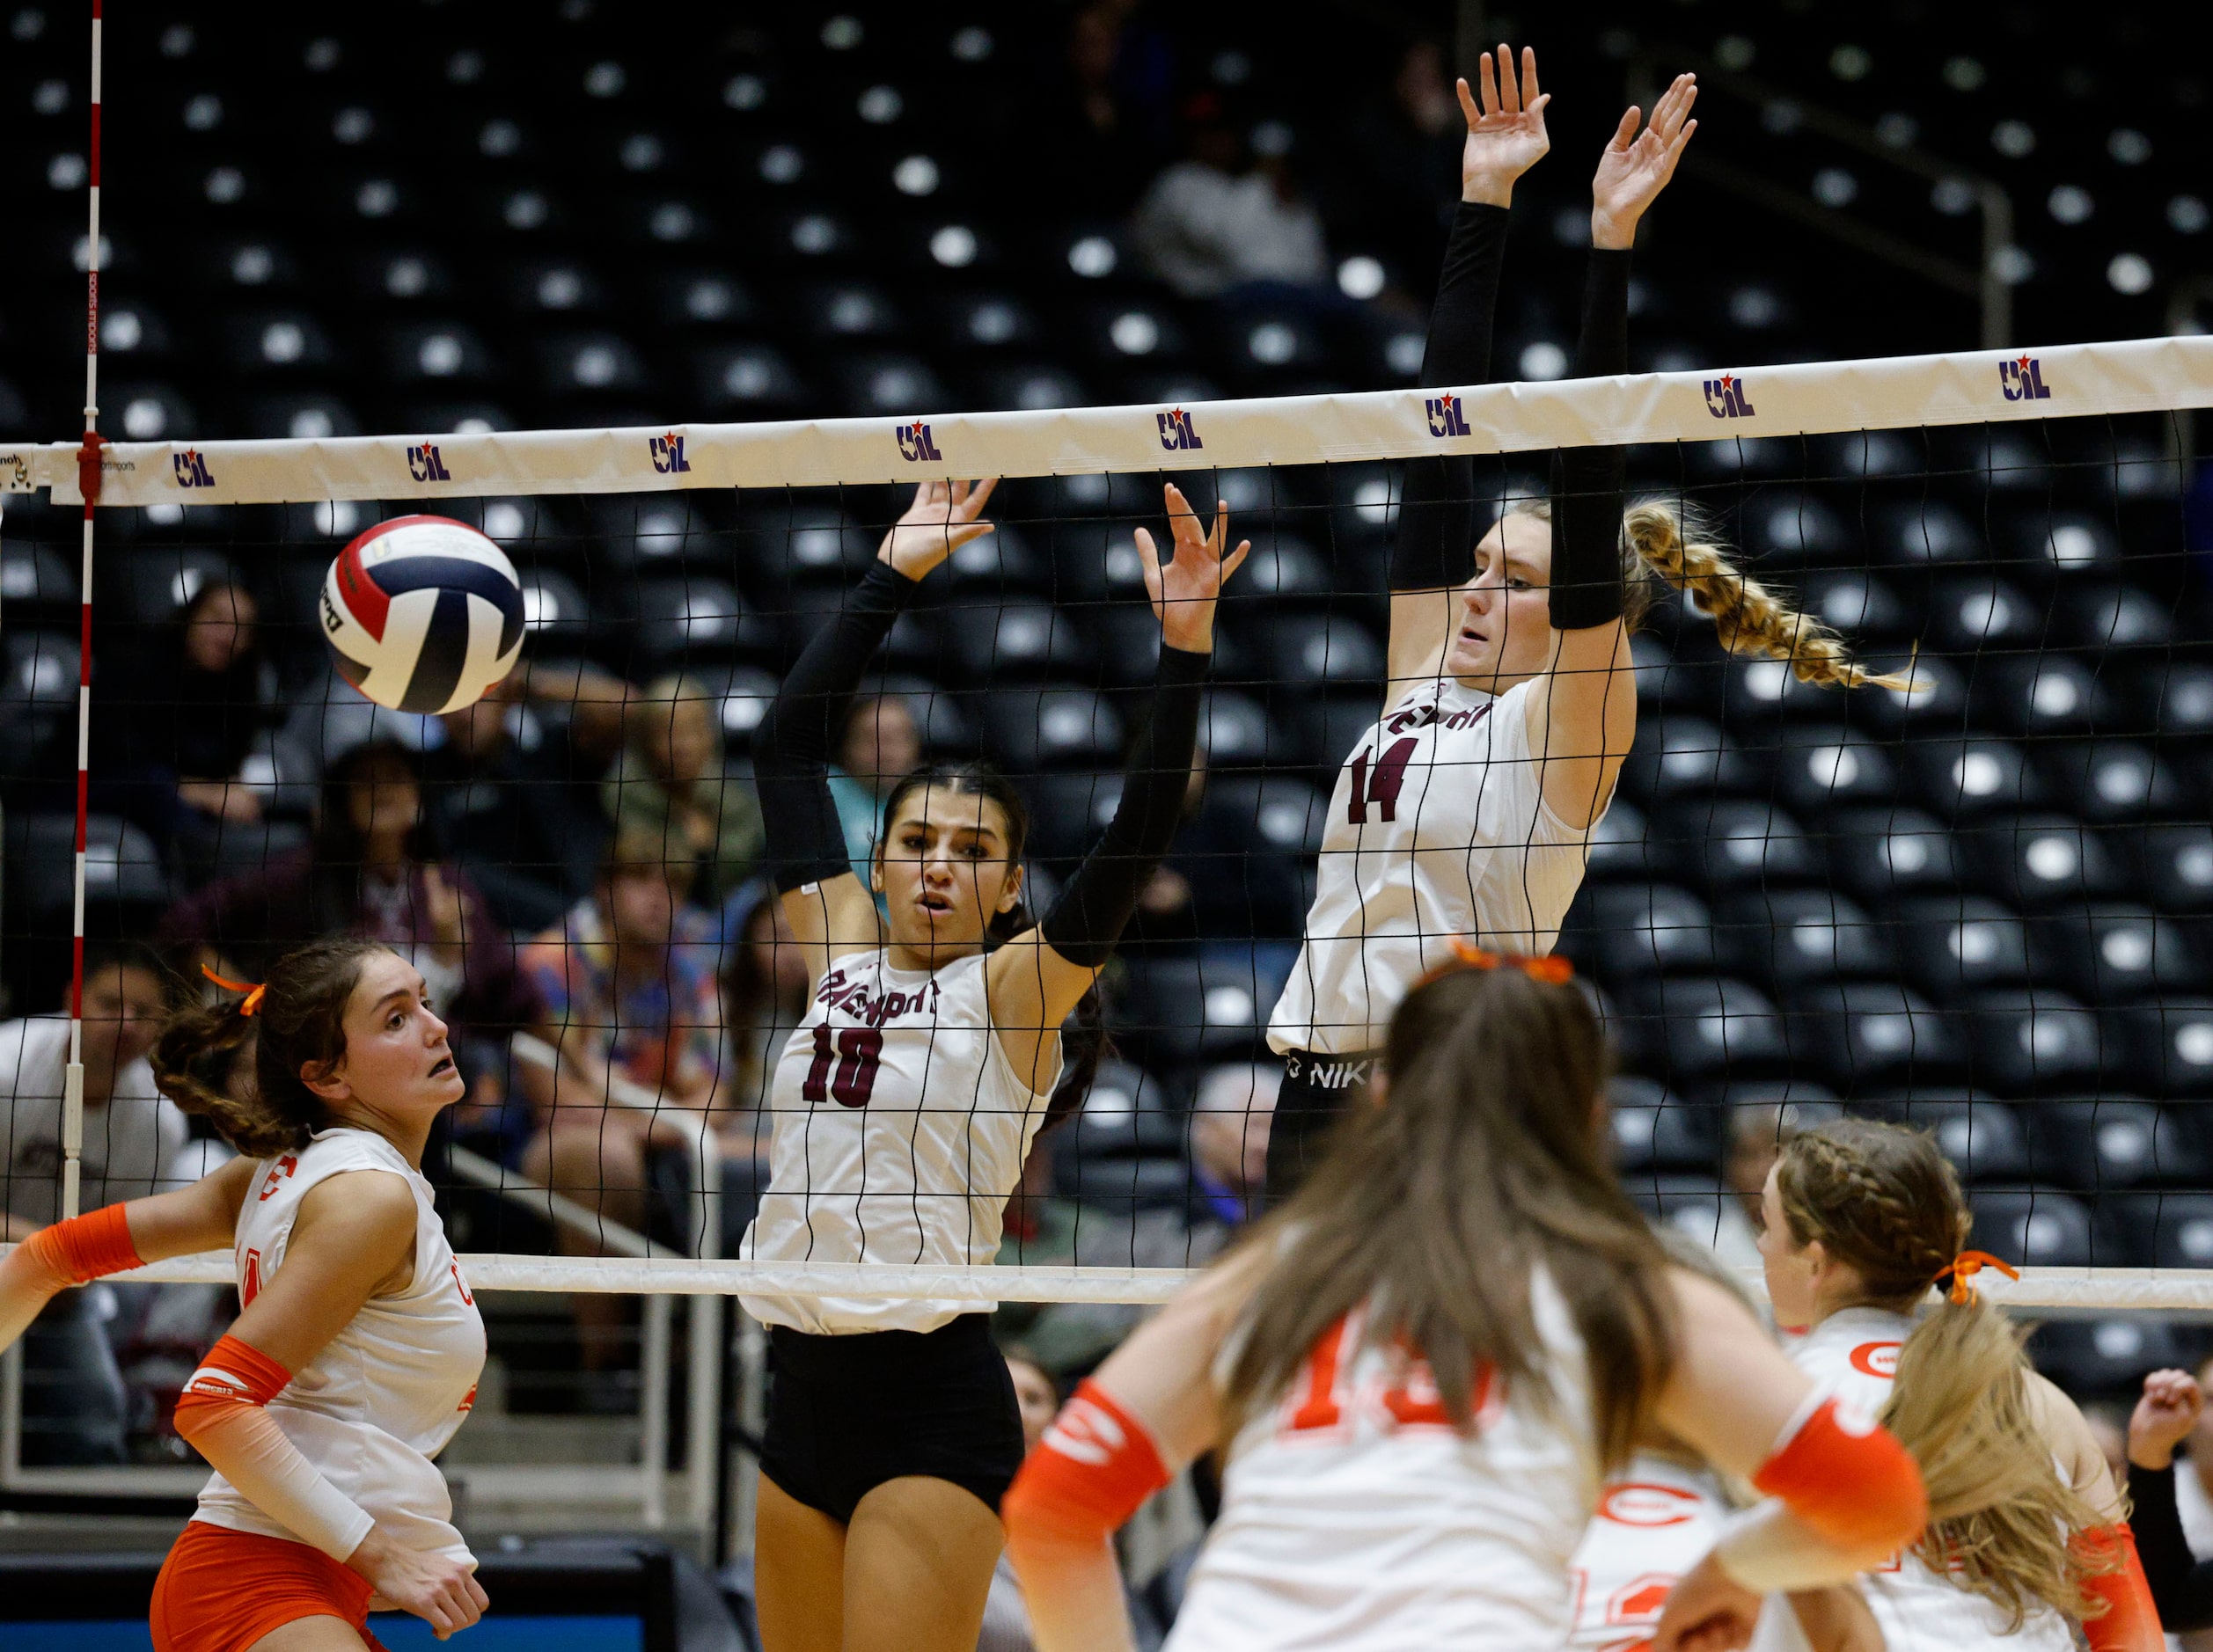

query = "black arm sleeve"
[1389,201,1511,594]
[752,560,919,894]
[2128,1460,2213,1631]
[1547,245,1634,632]
[1037,644,1210,969]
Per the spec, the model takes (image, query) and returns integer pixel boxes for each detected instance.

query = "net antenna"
[61,0,106,1224]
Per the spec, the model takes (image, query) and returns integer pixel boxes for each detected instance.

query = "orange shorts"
[151,1520,389,1652]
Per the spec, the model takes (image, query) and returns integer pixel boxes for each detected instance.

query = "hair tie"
[201,963,267,1018]
[1934,1249,2019,1304]
[1446,938,1575,985]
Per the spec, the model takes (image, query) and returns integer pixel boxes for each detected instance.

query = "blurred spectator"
[1021,1,1176,215]
[2167,1355,2213,1556]
[0,944,223,1466]
[978,1349,1062,1652]
[1186,1062,1278,1231]
[1131,95,1329,300]
[602,674,765,907]
[1128,742,1308,947]
[159,738,540,1058]
[830,690,925,874]
[1323,38,1465,291]
[1,942,217,1237]
[721,880,811,1120]
[421,660,637,932]
[1676,1100,1836,1272]
[518,832,727,1395]
[92,580,282,873]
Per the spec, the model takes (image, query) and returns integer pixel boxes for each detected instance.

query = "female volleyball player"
[0,939,487,1652]
[1265,48,1902,1193]
[1001,954,1929,1651]
[741,476,1246,1652]
[1755,1118,2162,1652]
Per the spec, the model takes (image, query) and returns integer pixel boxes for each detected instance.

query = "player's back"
[1166,1269,1597,1651]
[1568,1451,1728,1652]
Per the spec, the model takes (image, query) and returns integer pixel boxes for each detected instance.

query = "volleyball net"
[2,335,2212,1449]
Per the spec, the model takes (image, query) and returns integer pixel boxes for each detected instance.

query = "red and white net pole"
[62,0,105,1223]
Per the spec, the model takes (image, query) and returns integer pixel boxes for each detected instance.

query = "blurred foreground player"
[1755,1119,2161,1652]
[0,941,487,1650]
[1003,954,1928,1651]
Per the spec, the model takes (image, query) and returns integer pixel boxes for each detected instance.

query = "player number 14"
[1348,737,1418,824]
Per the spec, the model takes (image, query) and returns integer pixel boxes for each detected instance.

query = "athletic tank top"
[1167,1268,1599,1650]
[1268,675,1597,1056]
[739,948,1057,1334]
[192,1128,485,1570]
[1567,1452,1730,1652]
[1747,1307,2077,1652]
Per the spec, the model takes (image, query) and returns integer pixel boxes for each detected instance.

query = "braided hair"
[1775,1119,2117,1628]
[1507,498,1913,691]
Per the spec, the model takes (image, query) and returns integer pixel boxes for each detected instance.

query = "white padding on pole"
[23,335,2211,508]
[24,1246,2213,1312]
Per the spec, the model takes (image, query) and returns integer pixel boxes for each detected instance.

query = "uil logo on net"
[1425,392,1471,437]
[1998,354,2053,401]
[649,431,692,473]
[172,448,216,487]
[1156,406,1204,450]
[1703,374,1756,419]
[895,420,943,463]
[407,441,452,483]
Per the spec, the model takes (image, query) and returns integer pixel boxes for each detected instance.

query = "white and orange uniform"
[1568,1453,1730,1652]
[189,1128,486,1575]
[1165,1269,1598,1650]
[1749,1307,2074,1652]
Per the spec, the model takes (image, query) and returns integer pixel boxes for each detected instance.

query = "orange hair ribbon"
[1446,937,1576,985]
[201,963,267,1018]
[1934,1249,2019,1304]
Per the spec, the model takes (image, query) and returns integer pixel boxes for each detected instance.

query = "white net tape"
[8,334,2208,507]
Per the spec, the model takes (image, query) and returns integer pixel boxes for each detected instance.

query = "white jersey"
[1269,675,1597,1055]
[1168,1270,1599,1650]
[740,949,1056,1335]
[192,1129,485,1573]
[1748,1308,2076,1652]
[1569,1453,1731,1652]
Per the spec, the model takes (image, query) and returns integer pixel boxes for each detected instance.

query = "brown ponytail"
[150,939,388,1159]
[1777,1119,2114,1626]
[1510,498,1913,691]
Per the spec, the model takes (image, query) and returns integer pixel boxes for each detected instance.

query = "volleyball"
[320,514,526,714]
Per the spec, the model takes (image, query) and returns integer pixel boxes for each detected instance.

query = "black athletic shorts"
[759,1312,1024,1524]
[1264,1047,1383,1202]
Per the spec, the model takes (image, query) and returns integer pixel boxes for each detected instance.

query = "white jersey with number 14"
[1268,674,1598,1056]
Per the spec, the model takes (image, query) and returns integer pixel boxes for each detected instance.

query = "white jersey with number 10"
[740,947,1056,1337]
[1268,674,1598,1056]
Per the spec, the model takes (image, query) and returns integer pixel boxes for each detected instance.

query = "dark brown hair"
[1777,1120,2113,1625]
[878,762,1102,1124]
[1221,964,1676,1472]
[148,938,388,1158]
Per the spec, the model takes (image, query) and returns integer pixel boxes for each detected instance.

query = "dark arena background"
[0,1,2210,1648]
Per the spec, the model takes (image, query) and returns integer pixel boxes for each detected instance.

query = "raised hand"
[1134,483,1249,654]
[876,477,998,582]
[1591,72,1698,250]
[2128,1367,2205,1469]
[1456,44,1550,208]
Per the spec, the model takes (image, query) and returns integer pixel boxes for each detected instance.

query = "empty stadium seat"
[2036,741,2187,825]
[1890,895,2039,998]
[1113,948,1290,1068]
[2021,1100,2208,1192]
[1968,1188,2101,1268]
[1716,888,1893,990]
[1871,1093,2031,1184]
[940,599,1094,684]
[1966,654,2111,738]
[2106,999,2213,1101]
[1621,976,1789,1082]
[1964,986,2107,1094]
[2137,824,2213,913]
[1788,980,1962,1086]
[1584,884,1719,979]
[1653,799,1822,891]
[1608,1076,1719,1174]
[1617,717,1762,805]
[1959,813,2129,907]
[2028,1317,2193,1393]
[975,687,1122,771]
[1908,737,2047,822]
[1822,806,1965,903]
[2036,904,2208,1003]
[1770,727,1901,815]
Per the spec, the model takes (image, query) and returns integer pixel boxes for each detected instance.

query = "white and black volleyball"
[322,515,525,713]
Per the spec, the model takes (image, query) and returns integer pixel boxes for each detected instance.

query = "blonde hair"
[1508,498,1913,692]
[1776,1120,2116,1627]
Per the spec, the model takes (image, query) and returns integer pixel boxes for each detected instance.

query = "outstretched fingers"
[1518,44,1541,111]
[1607,105,1642,153]
[1477,48,1500,118]
[1221,538,1252,584]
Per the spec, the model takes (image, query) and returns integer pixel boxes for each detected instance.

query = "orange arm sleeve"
[1002,1379,1172,1549]
[0,1205,143,1350]
[173,1334,377,1561]
[2075,1523,2163,1652]
[1752,1393,1929,1553]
